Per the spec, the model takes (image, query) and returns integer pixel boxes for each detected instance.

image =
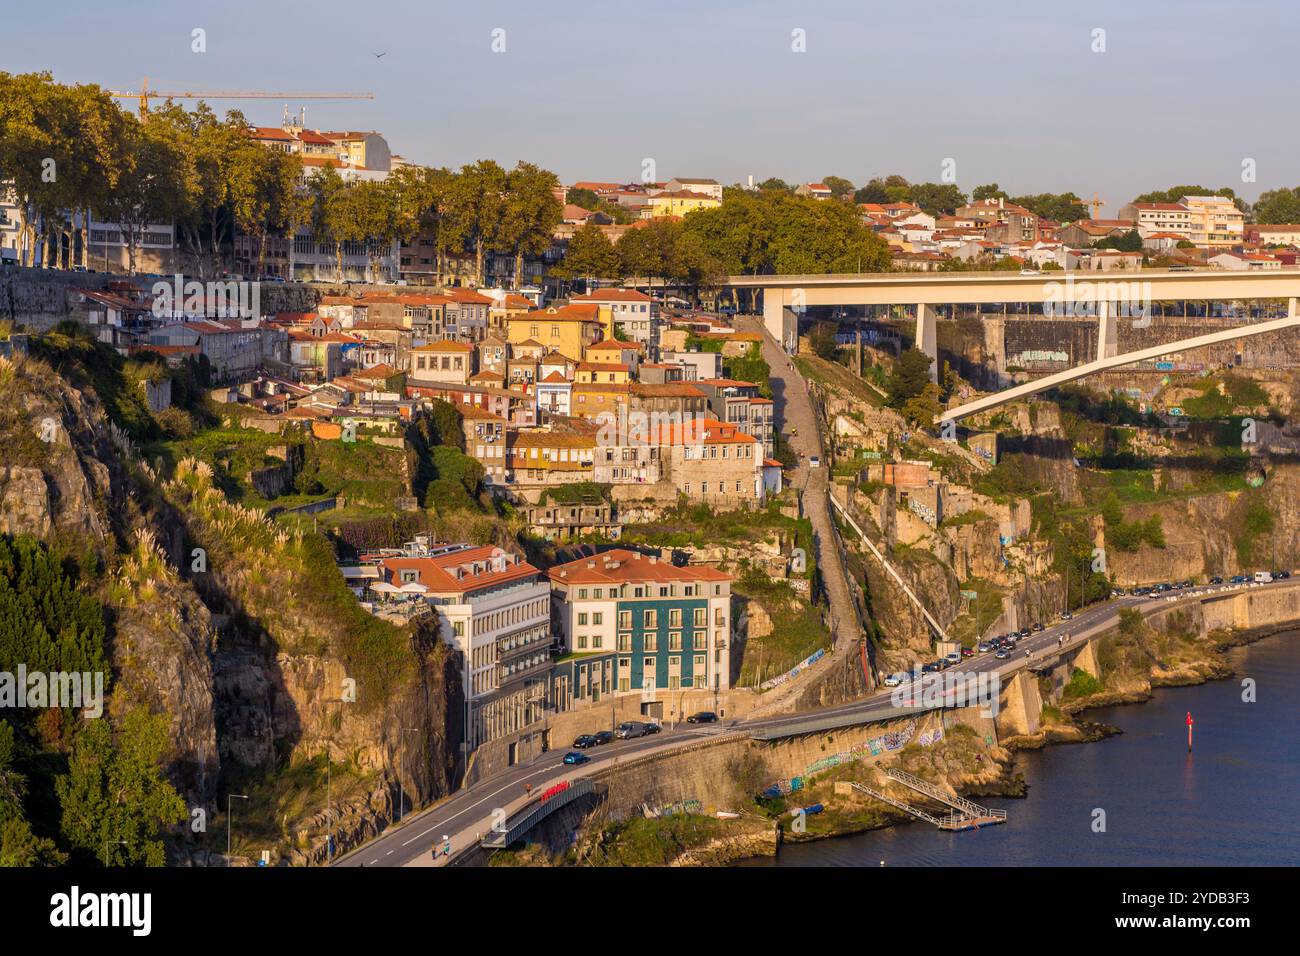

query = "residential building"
[548,549,732,695]
[409,340,474,386]
[570,290,658,349]
[373,544,549,748]
[1180,195,1245,248]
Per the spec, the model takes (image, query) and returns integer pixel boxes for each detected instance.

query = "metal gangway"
[848,782,950,828]
[884,768,1006,828]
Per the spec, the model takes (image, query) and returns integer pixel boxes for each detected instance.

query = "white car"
[809,456,821,468]
[1020,268,1041,275]
[883,673,904,687]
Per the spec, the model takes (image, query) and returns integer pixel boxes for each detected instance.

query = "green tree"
[1253,187,1300,225]
[555,222,621,288]
[498,161,563,289]
[908,182,967,216]
[1011,192,1090,222]
[885,348,933,408]
[971,183,1009,202]
[442,159,509,286]
[807,321,839,360]
[56,709,187,866]
[0,721,66,866]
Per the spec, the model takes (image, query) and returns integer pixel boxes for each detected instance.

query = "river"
[739,632,1300,866]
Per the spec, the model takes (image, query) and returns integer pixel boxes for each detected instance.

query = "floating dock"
[851,768,1007,831]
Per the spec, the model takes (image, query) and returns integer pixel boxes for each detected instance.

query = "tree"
[442,159,509,286]
[855,175,911,204]
[1253,187,1300,225]
[1012,192,1090,223]
[0,721,66,866]
[971,183,1009,202]
[808,321,839,360]
[756,177,792,193]
[908,182,967,216]
[498,162,562,289]
[229,144,305,277]
[885,347,933,408]
[553,222,620,289]
[56,708,187,866]
[1094,228,1144,253]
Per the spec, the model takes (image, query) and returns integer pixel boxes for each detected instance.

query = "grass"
[793,354,885,407]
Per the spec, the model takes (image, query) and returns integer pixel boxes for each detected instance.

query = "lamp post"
[227,793,249,860]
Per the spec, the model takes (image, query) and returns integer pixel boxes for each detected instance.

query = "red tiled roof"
[548,548,730,585]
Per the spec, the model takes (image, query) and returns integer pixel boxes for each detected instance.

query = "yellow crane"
[108,78,373,113]
[1090,193,1106,219]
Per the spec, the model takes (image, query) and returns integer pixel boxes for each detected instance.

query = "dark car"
[921,661,940,673]
[562,751,590,766]
[994,648,1009,660]
[643,722,661,734]
[572,734,598,749]
[686,711,718,724]
[1032,622,1045,632]
[1209,576,1223,585]
[1274,570,1291,580]
[592,730,614,746]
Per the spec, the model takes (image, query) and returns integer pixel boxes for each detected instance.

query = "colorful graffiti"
[760,647,828,690]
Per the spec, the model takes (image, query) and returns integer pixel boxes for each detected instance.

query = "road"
[334,577,1289,866]
[738,315,863,654]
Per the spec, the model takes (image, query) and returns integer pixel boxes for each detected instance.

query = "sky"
[2,0,1296,208]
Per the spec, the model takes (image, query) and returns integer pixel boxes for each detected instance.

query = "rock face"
[0,466,52,538]
[1,353,459,862]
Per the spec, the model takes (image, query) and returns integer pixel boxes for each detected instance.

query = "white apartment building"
[1180,195,1245,248]
[376,545,551,748]
[1118,201,1195,239]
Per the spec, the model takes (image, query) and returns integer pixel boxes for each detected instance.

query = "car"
[883,673,903,687]
[1254,571,1273,584]
[1209,576,1223,585]
[572,734,598,749]
[686,711,718,724]
[809,456,821,468]
[920,661,939,673]
[977,642,991,653]
[643,722,661,734]
[944,651,961,664]
[562,751,590,765]
[961,647,975,658]
[1060,611,1073,620]
[1019,268,1041,276]
[1273,570,1290,580]
[592,730,614,746]
[615,721,649,739]
[994,649,1009,660]
[936,658,953,670]
[1032,622,1045,632]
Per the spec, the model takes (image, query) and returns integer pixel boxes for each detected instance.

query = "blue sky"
[3,0,1295,207]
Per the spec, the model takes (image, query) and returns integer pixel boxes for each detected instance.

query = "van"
[615,721,647,739]
[1254,571,1273,584]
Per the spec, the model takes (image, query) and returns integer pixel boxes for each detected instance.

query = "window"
[618,610,631,629]
[644,632,658,651]
[669,632,682,650]
[592,612,603,626]
[643,609,657,628]
[693,607,706,627]
[669,609,682,627]
[693,630,706,650]
[577,634,587,649]
[578,612,588,626]
[617,633,631,651]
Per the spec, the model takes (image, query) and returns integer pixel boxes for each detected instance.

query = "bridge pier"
[916,303,938,382]
[1096,298,1117,360]
[763,288,798,353]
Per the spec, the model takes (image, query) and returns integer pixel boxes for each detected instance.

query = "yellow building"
[574,362,631,385]
[642,190,722,219]
[1181,195,1245,248]
[570,382,630,422]
[506,304,610,362]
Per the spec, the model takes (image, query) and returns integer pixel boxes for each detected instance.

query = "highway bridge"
[725,268,1300,420]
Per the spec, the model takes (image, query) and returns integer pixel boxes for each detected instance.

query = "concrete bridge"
[726,269,1300,421]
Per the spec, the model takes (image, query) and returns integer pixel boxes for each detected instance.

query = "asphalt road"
[334,578,1290,867]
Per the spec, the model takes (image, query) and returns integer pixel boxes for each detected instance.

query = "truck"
[1254,571,1273,584]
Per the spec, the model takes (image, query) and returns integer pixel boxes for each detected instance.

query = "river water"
[739,632,1299,866]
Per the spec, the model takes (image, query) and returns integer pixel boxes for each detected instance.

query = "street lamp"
[227,793,249,860]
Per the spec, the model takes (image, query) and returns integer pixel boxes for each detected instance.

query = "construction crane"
[1090,193,1106,219]
[108,78,373,113]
